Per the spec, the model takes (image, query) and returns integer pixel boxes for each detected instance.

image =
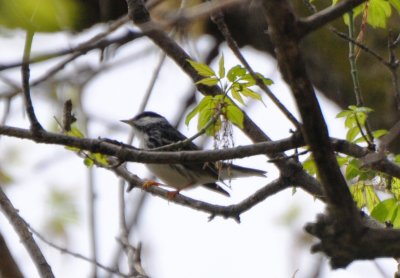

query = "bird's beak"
[120,119,130,124]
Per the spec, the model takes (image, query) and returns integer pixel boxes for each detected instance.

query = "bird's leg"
[142,180,160,189]
[166,190,181,199]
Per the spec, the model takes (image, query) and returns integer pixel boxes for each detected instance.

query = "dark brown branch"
[0,187,54,278]
[305,213,400,268]
[0,125,299,163]
[298,0,367,37]
[21,30,43,134]
[114,165,291,221]
[2,125,400,182]
[0,232,23,278]
[263,0,361,229]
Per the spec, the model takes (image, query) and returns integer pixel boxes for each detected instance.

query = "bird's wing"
[161,125,223,180]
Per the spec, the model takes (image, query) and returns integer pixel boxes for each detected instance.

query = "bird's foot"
[143,180,160,189]
[166,190,180,199]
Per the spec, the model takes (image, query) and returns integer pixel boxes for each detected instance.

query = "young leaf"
[227,65,246,82]
[84,157,94,167]
[346,126,360,142]
[391,178,400,200]
[371,198,399,226]
[255,72,274,86]
[345,158,361,180]
[187,59,216,77]
[185,96,212,125]
[231,86,245,105]
[195,77,219,86]
[226,104,244,129]
[336,110,352,118]
[372,129,388,139]
[218,55,225,78]
[241,88,262,101]
[365,184,380,211]
[303,156,317,176]
[345,114,356,128]
[349,181,365,208]
[367,0,392,28]
[67,125,85,138]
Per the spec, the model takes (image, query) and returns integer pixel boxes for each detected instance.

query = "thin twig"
[347,11,374,145]
[210,11,301,130]
[0,186,55,278]
[0,16,129,72]
[21,30,43,134]
[28,225,128,277]
[388,31,400,110]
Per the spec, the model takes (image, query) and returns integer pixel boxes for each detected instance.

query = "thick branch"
[263,0,361,228]
[306,213,400,268]
[0,125,298,164]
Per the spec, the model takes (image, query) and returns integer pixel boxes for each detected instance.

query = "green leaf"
[355,112,367,126]
[67,125,84,138]
[255,72,274,86]
[92,153,109,166]
[226,105,244,129]
[195,77,219,86]
[303,156,317,176]
[231,86,245,105]
[346,126,360,142]
[391,178,400,200]
[372,129,388,139]
[365,184,380,211]
[336,110,352,118]
[218,55,225,78]
[240,74,256,87]
[350,181,365,208]
[227,65,246,82]
[336,155,349,167]
[345,114,356,128]
[84,157,94,167]
[187,59,216,77]
[198,101,218,136]
[367,0,392,28]
[371,198,399,226]
[241,88,262,101]
[389,0,400,14]
[0,0,81,32]
[185,96,212,125]
[345,159,361,180]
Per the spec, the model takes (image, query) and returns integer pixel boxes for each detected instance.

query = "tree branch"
[21,30,43,134]
[298,0,367,37]
[0,187,54,278]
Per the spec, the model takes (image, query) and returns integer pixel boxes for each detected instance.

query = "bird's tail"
[218,164,266,180]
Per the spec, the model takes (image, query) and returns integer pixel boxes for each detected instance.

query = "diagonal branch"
[298,0,367,37]
[263,0,361,228]
[0,186,54,278]
[113,165,291,221]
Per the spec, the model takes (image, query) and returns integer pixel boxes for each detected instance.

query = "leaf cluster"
[186,56,272,136]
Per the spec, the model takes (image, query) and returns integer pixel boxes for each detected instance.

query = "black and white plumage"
[121,111,266,196]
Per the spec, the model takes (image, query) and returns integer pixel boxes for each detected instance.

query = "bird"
[121,111,266,197]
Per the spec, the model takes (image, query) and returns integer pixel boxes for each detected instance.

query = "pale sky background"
[0,26,397,278]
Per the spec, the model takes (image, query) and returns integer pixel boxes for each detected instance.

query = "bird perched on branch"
[121,111,266,197]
